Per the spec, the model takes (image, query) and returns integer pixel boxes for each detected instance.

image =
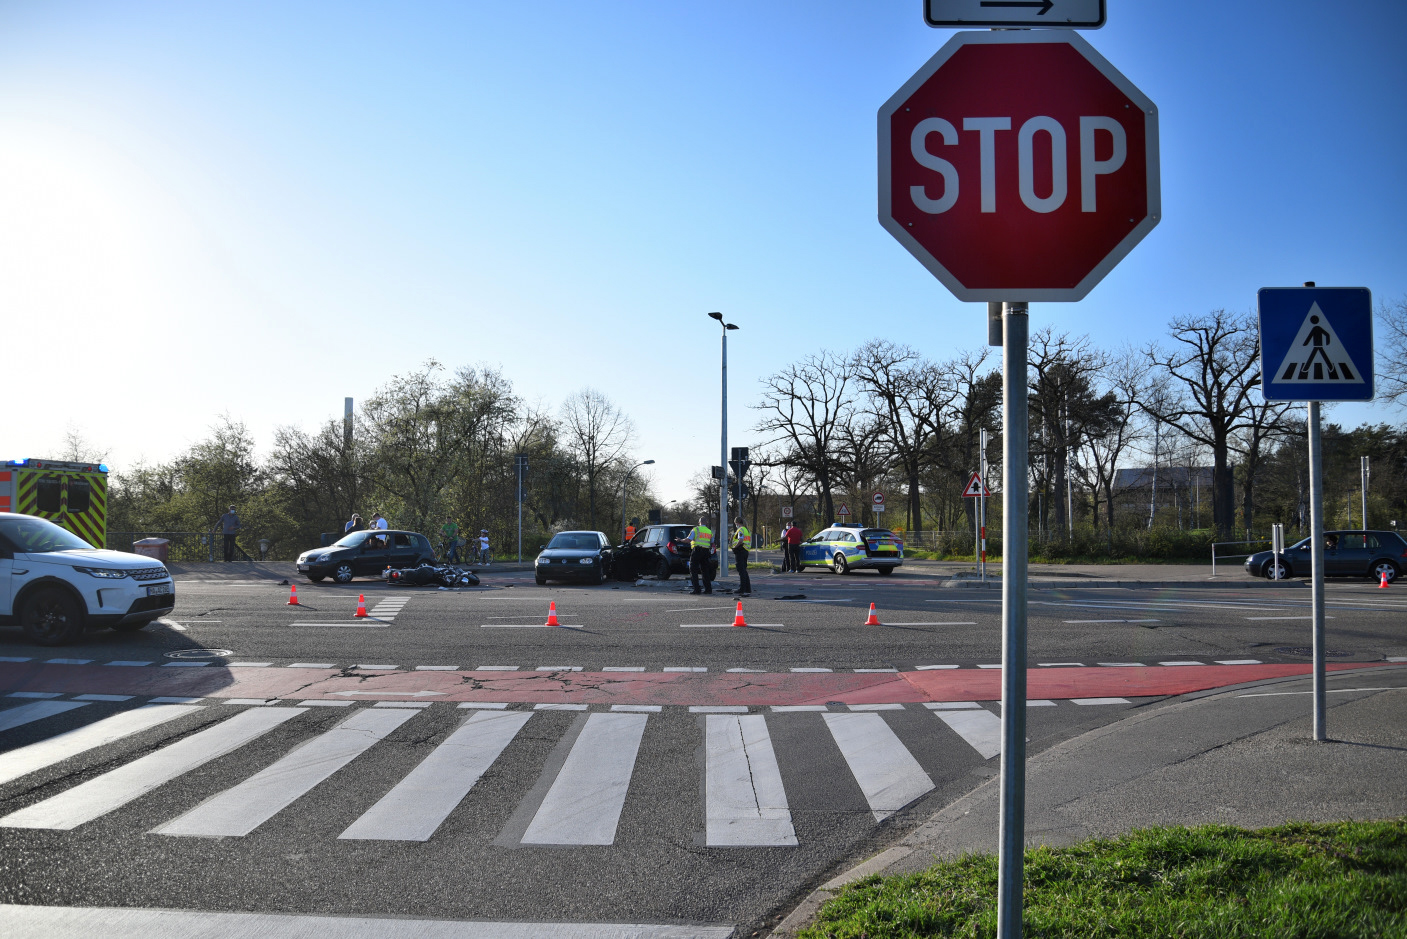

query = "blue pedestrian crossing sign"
[1258,287,1374,402]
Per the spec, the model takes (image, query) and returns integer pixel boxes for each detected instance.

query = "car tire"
[20,586,85,646]
[878,566,895,576]
[306,574,325,583]
[1263,558,1291,580]
[332,563,355,584]
[111,619,151,633]
[1370,560,1398,583]
[535,573,548,586]
[656,558,672,581]
[833,553,850,575]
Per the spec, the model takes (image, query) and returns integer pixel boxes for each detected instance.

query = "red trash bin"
[132,537,170,562]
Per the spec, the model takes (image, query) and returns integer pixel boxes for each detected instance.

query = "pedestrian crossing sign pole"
[1258,283,1374,743]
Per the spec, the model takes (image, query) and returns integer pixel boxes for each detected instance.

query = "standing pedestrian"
[779,523,793,572]
[686,516,714,595]
[216,505,241,562]
[441,517,460,563]
[784,521,804,573]
[344,513,364,534]
[478,529,491,565]
[371,512,388,530]
[732,521,752,597]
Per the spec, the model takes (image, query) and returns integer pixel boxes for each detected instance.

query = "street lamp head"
[642,459,655,465]
[708,311,723,321]
[725,323,739,330]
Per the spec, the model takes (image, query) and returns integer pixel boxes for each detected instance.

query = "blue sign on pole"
[1258,287,1374,402]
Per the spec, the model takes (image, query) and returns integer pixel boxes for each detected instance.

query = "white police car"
[0,512,175,646]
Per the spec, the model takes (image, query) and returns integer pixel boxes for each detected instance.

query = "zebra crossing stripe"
[522,713,648,845]
[0,700,88,734]
[0,707,306,830]
[340,710,532,841]
[0,705,200,787]
[934,708,1002,760]
[155,708,419,838]
[821,712,933,821]
[704,714,796,847]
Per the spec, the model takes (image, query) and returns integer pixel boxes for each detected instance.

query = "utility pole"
[1361,456,1369,529]
[515,454,528,563]
[709,312,739,576]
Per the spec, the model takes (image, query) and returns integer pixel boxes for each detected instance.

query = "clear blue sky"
[3,1,1403,501]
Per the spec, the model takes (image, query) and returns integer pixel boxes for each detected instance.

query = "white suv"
[0,513,175,646]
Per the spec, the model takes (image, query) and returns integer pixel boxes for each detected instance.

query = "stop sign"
[878,31,1159,302]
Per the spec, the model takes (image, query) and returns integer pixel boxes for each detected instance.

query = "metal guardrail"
[108,531,254,563]
[1211,538,1272,577]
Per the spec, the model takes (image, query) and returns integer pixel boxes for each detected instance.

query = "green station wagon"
[798,525,904,575]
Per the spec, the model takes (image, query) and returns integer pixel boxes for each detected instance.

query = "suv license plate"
[147,583,173,597]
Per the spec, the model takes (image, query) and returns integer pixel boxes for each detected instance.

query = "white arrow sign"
[925,0,1105,28]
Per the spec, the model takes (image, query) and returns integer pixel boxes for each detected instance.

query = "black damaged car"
[534,530,615,585]
[297,530,437,583]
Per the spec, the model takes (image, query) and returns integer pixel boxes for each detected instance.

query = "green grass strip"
[800,819,1407,938]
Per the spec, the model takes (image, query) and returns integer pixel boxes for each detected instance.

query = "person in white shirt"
[478,530,491,565]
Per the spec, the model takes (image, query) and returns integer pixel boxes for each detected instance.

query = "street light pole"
[620,460,655,544]
[709,312,739,576]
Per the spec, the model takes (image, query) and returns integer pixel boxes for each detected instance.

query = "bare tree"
[1028,329,1118,533]
[57,425,109,463]
[754,351,853,525]
[1233,396,1296,537]
[1378,295,1407,405]
[561,388,635,530]
[1144,310,1263,538]
[849,340,949,531]
[1080,347,1151,533]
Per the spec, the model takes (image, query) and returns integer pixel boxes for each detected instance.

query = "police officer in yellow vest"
[687,516,714,595]
[732,522,752,597]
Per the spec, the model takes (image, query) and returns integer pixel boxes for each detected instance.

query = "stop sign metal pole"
[998,301,1030,939]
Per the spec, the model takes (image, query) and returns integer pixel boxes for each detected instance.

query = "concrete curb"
[767,663,1407,938]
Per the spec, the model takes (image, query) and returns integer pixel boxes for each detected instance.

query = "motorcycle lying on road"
[384,563,481,588]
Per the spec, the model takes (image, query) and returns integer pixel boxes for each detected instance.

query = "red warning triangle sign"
[962,472,990,497]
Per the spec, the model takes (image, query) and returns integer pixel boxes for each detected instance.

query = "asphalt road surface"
[0,566,1402,937]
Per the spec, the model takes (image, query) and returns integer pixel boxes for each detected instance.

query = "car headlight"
[316,553,331,562]
[578,557,594,565]
[536,557,548,564]
[73,566,128,579]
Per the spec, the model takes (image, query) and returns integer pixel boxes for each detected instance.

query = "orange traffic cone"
[287,584,299,606]
[732,600,748,628]
[864,602,880,626]
[545,601,560,627]
[1379,570,1392,589]
[354,594,368,617]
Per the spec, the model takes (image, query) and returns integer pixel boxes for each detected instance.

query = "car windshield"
[332,531,375,548]
[0,516,95,553]
[548,533,600,550]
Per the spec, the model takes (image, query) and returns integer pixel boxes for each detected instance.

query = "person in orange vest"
[624,523,636,543]
[686,517,714,595]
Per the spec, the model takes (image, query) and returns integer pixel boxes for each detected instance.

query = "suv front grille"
[130,567,170,582]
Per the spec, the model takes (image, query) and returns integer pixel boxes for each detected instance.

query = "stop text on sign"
[878,31,1160,302]
[909,114,1126,216]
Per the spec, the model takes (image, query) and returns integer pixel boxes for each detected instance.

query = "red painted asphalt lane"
[0,662,1384,706]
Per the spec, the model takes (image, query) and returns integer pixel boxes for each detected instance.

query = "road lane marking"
[790,667,832,673]
[1058,616,1159,625]
[933,708,1001,759]
[1244,616,1334,620]
[475,666,520,671]
[8,692,61,699]
[1,707,305,830]
[883,621,977,626]
[603,666,645,672]
[924,702,980,709]
[1159,661,1206,666]
[0,705,201,787]
[916,664,960,670]
[458,702,510,709]
[340,710,532,842]
[690,706,747,713]
[1216,659,1262,665]
[481,624,584,629]
[1071,697,1131,705]
[705,714,796,846]
[0,701,89,734]
[521,713,648,845]
[770,705,826,712]
[1038,662,1084,667]
[155,708,419,838]
[0,905,736,938]
[664,667,707,672]
[846,703,904,711]
[822,712,934,821]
